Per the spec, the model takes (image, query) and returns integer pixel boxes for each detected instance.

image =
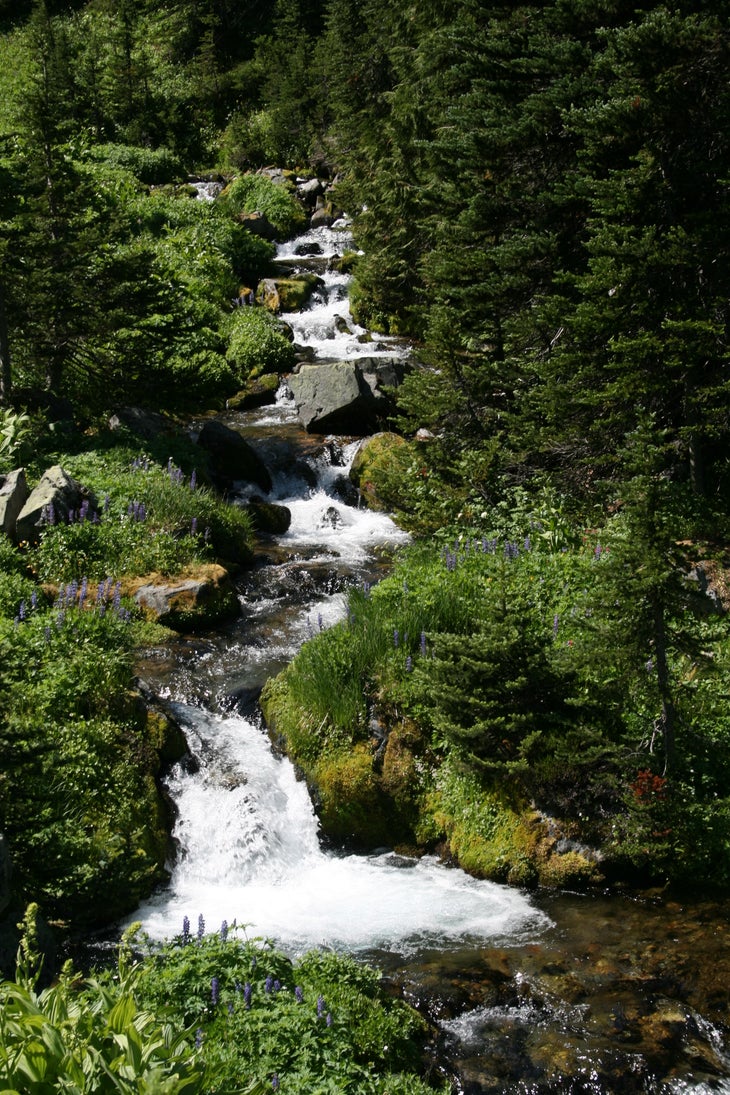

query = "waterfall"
[134,705,548,955]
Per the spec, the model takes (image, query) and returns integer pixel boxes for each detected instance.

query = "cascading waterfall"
[135,704,548,954]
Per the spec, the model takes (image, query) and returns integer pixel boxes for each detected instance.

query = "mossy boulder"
[257,274,323,313]
[131,563,240,631]
[227,373,280,411]
[315,746,392,847]
[349,432,408,510]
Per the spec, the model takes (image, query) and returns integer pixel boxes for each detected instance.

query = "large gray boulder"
[15,466,97,544]
[0,468,29,542]
[288,359,405,435]
[196,420,272,493]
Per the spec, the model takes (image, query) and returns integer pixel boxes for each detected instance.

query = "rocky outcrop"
[0,469,29,542]
[196,420,272,492]
[15,466,97,544]
[132,564,240,630]
[237,211,278,240]
[288,359,406,435]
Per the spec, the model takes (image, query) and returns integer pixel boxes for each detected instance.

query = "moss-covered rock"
[349,432,408,510]
[257,274,323,313]
[227,373,280,411]
[130,563,240,631]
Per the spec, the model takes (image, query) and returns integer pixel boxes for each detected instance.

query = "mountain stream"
[126,219,729,1094]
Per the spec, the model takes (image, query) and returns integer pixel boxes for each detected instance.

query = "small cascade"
[134,705,549,955]
[274,221,405,363]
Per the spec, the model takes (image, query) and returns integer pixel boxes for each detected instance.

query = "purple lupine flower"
[393,629,399,648]
[294,986,303,1004]
[195,1029,203,1049]
[103,494,110,514]
[645,657,654,673]
[273,979,281,993]
[182,915,190,944]
[113,581,122,610]
[56,610,65,630]
[220,919,228,942]
[79,577,88,608]
[317,995,326,1018]
[594,544,602,560]
[190,469,197,490]
[80,499,89,522]
[553,614,559,638]
[211,977,219,1006]
[405,655,413,672]
[197,913,205,942]
[18,600,25,621]
[420,631,427,657]
[524,535,531,552]
[44,626,51,643]
[271,1075,279,1091]
[191,516,198,535]
[265,975,274,994]
[47,502,56,525]
[326,1013,332,1027]
[30,589,38,611]
[244,982,252,1009]
[13,616,19,627]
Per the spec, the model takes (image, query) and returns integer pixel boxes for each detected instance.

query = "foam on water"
[132,708,549,955]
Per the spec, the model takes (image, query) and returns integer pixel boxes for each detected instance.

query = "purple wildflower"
[244,982,252,1009]
[553,614,559,638]
[211,977,219,1006]
[30,589,38,611]
[317,995,326,1018]
[182,915,190,944]
[195,1028,203,1049]
[295,986,303,1004]
[18,600,25,621]
[220,919,228,942]
[191,516,198,535]
[197,913,205,942]
[420,631,427,657]
[190,469,197,490]
[271,1076,279,1091]
[265,975,274,994]
[326,1013,332,1027]
[405,655,413,672]
[393,629,399,648]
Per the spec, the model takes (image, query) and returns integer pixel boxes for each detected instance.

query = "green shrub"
[134,925,438,1095]
[220,173,307,239]
[225,308,296,380]
[86,143,185,185]
[0,911,206,1094]
[0,603,172,923]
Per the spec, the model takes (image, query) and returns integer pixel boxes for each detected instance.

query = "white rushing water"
[275,221,404,363]
[133,705,549,954]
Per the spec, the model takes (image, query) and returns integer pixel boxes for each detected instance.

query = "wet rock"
[257,274,323,313]
[247,497,292,535]
[197,419,272,493]
[296,178,323,207]
[332,474,360,506]
[294,242,323,255]
[226,375,280,412]
[0,468,29,542]
[320,505,342,529]
[349,432,407,510]
[289,360,400,435]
